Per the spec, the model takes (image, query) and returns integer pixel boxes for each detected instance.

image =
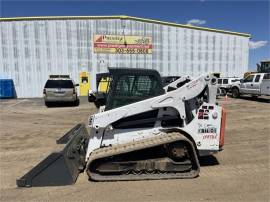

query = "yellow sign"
[93,34,152,54]
[79,71,90,96]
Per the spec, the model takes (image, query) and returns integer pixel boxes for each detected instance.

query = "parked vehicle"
[217,77,241,95]
[43,75,79,107]
[231,73,270,98]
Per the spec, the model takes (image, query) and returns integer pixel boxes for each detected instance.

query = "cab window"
[244,75,254,82]
[45,80,74,88]
[263,73,270,80]
[254,75,260,82]
[223,79,228,84]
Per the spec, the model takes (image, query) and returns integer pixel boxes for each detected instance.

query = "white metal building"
[0,16,250,98]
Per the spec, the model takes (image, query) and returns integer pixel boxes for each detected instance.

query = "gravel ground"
[0,96,269,202]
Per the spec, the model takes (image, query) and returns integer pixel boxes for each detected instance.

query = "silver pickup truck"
[231,73,270,98]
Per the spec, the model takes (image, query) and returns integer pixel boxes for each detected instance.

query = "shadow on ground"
[46,101,80,108]
[236,96,270,103]
[218,94,270,103]
[199,155,219,167]
[228,96,270,103]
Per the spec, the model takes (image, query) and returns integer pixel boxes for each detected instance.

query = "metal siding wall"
[0,19,249,97]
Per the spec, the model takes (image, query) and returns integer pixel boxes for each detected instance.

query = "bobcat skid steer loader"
[17,68,226,187]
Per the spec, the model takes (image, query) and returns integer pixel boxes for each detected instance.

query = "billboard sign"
[93,34,152,54]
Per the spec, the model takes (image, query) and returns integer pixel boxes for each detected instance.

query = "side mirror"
[75,84,79,87]
[94,93,107,108]
[240,79,244,83]
[88,95,96,102]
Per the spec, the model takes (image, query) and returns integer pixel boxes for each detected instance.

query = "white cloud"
[186,19,206,26]
[249,40,268,49]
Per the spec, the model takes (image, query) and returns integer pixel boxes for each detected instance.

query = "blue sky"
[1,0,269,70]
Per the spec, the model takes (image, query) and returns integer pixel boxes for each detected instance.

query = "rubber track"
[86,132,200,181]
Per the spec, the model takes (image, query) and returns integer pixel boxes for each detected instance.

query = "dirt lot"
[0,96,269,202]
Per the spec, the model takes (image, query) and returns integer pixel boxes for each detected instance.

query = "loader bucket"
[16,123,89,187]
[56,123,83,144]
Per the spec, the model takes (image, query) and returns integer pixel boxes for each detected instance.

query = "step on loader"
[17,68,226,187]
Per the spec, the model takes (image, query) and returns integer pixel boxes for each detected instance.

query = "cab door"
[241,75,255,94]
[250,74,261,94]
[79,71,90,96]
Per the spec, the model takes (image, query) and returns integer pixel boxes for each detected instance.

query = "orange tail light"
[220,107,226,148]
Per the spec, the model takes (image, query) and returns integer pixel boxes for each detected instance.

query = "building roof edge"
[0,15,251,37]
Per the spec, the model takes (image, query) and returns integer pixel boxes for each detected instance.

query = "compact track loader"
[17,68,226,187]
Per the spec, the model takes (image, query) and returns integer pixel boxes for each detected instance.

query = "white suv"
[43,75,79,107]
[217,77,241,94]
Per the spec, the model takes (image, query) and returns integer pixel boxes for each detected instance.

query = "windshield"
[106,74,163,110]
[244,75,254,82]
[45,80,74,88]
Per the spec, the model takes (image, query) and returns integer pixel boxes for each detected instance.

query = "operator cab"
[105,68,165,111]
